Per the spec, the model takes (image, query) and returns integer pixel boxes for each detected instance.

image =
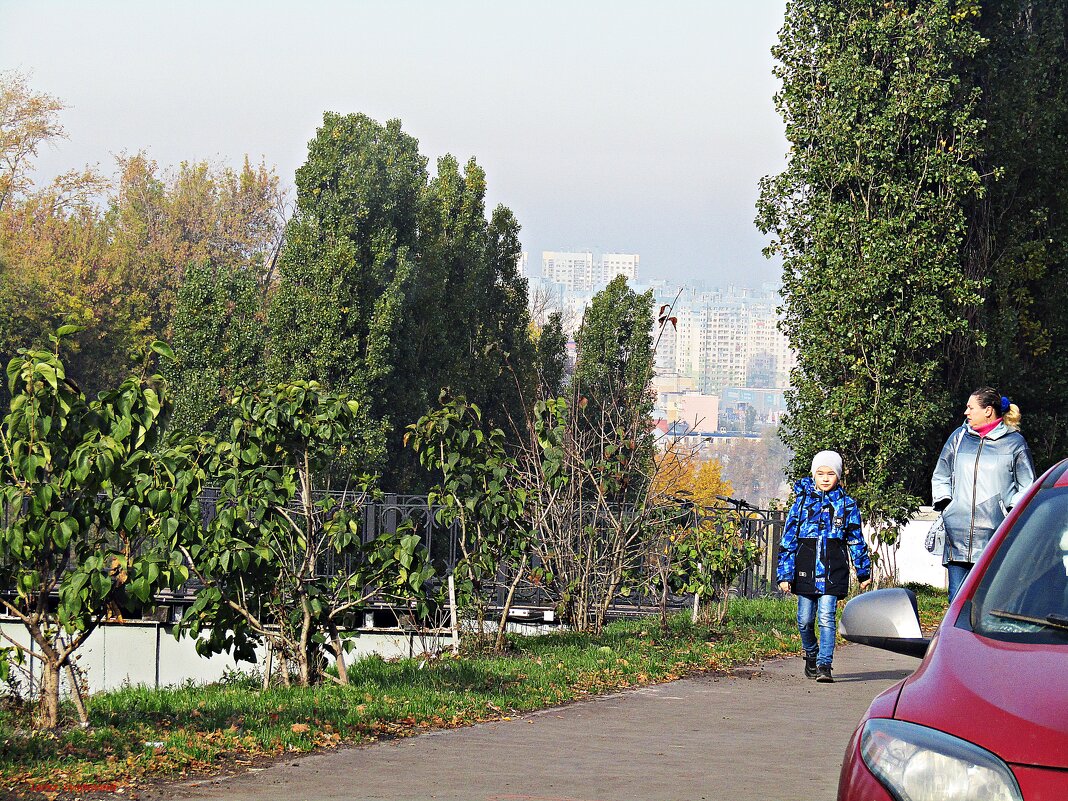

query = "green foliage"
[571,276,657,503]
[574,275,655,426]
[963,2,1068,470]
[266,113,424,480]
[0,332,206,727]
[267,114,535,489]
[0,80,282,408]
[535,310,568,399]
[670,511,762,626]
[178,380,434,686]
[757,0,988,532]
[167,262,265,436]
[406,396,531,641]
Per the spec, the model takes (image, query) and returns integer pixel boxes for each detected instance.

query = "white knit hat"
[811,450,843,478]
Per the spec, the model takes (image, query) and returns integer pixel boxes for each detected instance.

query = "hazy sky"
[1,1,788,285]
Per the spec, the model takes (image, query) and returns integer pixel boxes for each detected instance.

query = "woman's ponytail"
[1003,402,1022,430]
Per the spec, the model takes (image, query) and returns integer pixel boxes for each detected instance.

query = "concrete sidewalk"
[145,645,916,801]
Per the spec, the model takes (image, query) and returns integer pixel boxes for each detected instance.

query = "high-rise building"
[542,251,595,291]
[600,253,639,284]
[540,251,639,292]
[651,284,793,394]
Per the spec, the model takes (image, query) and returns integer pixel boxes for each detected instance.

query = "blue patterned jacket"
[776,477,871,598]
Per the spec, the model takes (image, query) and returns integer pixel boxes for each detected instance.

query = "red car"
[836,459,1068,800]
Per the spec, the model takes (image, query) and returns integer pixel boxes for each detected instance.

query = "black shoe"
[816,665,834,683]
[804,653,818,679]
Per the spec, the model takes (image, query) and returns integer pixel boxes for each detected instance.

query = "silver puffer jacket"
[931,422,1036,565]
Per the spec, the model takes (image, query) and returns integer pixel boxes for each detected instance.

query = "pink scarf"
[971,419,1001,438]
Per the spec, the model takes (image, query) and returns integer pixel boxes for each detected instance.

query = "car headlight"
[860,719,1022,801]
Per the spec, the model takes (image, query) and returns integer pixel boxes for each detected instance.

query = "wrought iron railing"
[3,489,786,623]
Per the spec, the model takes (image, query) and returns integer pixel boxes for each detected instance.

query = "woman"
[931,387,1036,602]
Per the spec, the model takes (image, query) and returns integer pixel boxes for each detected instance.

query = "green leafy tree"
[0,333,205,727]
[574,275,655,423]
[178,381,433,687]
[572,275,656,501]
[396,158,534,480]
[756,0,987,561]
[670,509,761,626]
[268,114,534,488]
[267,113,425,480]
[166,262,266,436]
[961,1,1068,468]
[406,396,530,650]
[534,310,568,399]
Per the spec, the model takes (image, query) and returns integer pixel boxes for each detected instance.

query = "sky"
[0,0,789,286]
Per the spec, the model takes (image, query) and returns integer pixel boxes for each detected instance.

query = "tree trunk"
[38,659,61,729]
[329,624,349,685]
[494,555,527,651]
[65,661,88,725]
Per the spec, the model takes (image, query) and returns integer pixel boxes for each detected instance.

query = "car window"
[971,487,1068,644]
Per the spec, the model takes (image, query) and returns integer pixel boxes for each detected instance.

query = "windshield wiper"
[989,609,1068,633]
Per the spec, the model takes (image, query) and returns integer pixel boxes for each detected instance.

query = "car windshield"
[971,487,1068,644]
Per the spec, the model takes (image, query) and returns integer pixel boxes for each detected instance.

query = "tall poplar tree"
[267,113,534,486]
[963,1,1068,468]
[572,275,656,499]
[267,113,425,477]
[573,275,655,427]
[757,0,987,531]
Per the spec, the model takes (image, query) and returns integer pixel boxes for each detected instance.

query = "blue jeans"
[797,594,838,668]
[947,562,973,603]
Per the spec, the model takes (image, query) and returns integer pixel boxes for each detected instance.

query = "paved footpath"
[145,645,916,801]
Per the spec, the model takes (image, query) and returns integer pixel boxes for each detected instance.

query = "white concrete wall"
[1,621,452,696]
[881,511,948,589]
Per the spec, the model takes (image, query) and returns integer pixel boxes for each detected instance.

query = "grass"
[0,587,947,797]
[903,581,952,632]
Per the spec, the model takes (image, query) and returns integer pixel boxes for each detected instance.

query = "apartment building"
[652,284,792,393]
[540,251,639,292]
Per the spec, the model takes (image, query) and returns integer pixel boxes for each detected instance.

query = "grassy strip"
[906,581,951,632]
[1,588,947,797]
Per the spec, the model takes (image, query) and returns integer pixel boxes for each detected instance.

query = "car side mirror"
[840,588,931,658]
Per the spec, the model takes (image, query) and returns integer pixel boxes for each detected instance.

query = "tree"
[650,441,733,509]
[757,0,987,554]
[0,73,283,405]
[406,396,530,650]
[670,510,762,627]
[268,113,535,488]
[574,275,655,426]
[960,1,1068,469]
[572,275,656,502]
[267,113,426,480]
[534,310,568,399]
[179,381,433,687]
[717,431,791,508]
[107,153,284,340]
[0,71,65,213]
[0,333,204,727]
[166,262,266,436]
[402,157,533,463]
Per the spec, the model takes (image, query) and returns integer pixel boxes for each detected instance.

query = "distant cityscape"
[522,250,793,445]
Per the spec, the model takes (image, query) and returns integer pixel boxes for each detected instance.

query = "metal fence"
[194,491,787,615]
[5,489,786,625]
